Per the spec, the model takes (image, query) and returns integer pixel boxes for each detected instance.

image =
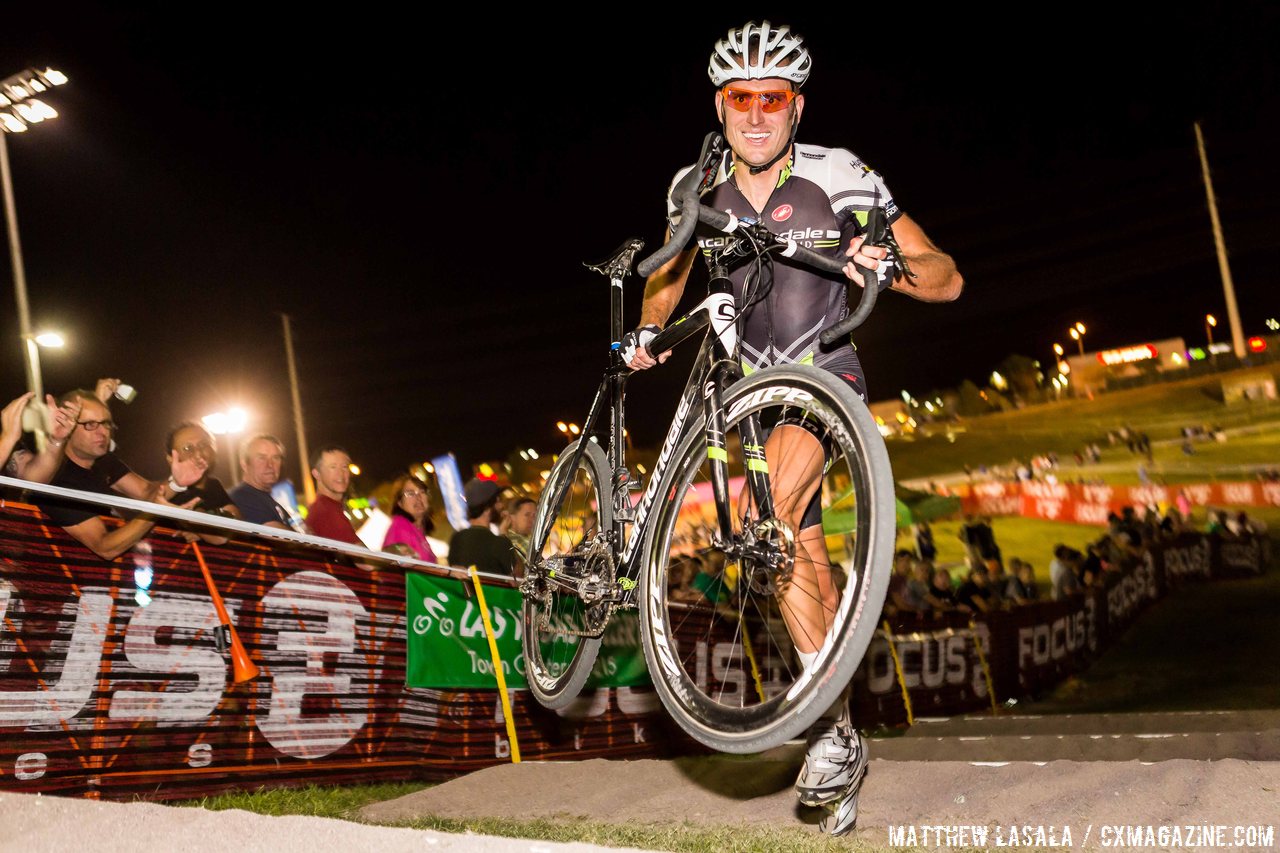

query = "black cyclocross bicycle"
[519,132,903,754]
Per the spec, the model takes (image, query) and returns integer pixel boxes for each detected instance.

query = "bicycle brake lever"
[880,231,917,284]
[860,207,916,285]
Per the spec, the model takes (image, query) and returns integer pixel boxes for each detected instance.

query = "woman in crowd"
[383,473,438,562]
[161,421,239,543]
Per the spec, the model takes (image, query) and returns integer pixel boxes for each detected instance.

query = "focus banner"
[404,572,650,689]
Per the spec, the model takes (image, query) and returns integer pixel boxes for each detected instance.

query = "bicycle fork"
[703,368,776,543]
[701,260,776,548]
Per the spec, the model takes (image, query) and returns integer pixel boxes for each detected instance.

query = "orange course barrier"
[0,498,685,801]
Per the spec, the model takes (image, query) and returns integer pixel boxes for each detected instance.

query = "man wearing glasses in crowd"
[32,388,185,560]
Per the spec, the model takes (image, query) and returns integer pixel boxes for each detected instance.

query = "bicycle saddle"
[584,238,645,279]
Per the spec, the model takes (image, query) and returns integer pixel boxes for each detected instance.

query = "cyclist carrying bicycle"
[623,20,963,836]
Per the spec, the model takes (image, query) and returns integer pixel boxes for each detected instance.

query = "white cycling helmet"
[708,21,812,88]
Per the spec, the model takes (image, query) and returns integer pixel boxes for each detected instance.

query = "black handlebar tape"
[637,132,724,278]
[818,263,879,346]
[637,194,699,278]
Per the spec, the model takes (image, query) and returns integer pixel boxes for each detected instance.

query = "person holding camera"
[2,391,85,483]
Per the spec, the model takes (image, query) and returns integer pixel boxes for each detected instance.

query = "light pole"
[279,313,315,507]
[1069,322,1087,356]
[1,67,68,416]
[1206,314,1218,365]
[203,408,249,487]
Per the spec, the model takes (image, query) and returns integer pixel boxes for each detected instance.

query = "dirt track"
[362,754,1280,846]
[3,713,1277,851]
[360,710,1280,844]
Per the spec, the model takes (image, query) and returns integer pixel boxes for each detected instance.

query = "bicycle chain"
[532,535,618,638]
[536,601,616,638]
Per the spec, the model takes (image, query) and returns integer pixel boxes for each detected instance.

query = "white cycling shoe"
[794,718,868,808]
[819,756,870,837]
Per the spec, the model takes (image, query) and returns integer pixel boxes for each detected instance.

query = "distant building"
[1061,337,1188,397]
[868,399,911,437]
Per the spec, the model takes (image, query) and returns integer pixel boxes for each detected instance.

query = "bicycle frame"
[534,259,776,609]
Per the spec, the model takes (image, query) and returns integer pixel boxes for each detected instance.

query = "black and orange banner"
[0,499,688,801]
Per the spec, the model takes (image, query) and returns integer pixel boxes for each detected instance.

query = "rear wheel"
[521,438,613,709]
[639,367,895,753]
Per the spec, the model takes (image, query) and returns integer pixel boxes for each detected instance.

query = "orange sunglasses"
[720,87,797,113]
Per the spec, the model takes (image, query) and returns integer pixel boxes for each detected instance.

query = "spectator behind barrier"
[448,478,516,577]
[504,496,536,564]
[956,566,994,613]
[382,474,438,562]
[929,568,959,610]
[904,559,935,613]
[1049,544,1082,600]
[1,391,82,484]
[229,434,292,529]
[160,420,239,545]
[32,389,188,560]
[885,550,919,614]
[307,445,360,545]
[1004,559,1039,605]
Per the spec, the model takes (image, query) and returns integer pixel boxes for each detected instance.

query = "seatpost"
[609,267,629,508]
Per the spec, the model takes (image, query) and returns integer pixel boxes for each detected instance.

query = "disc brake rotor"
[742,518,797,595]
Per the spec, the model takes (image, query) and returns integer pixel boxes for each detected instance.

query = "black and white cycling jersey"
[667,143,902,393]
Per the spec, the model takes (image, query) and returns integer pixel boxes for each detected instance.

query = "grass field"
[902,517,1105,583]
[887,364,1280,482]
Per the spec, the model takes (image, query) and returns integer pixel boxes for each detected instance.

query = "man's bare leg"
[762,425,836,653]
[758,425,868,828]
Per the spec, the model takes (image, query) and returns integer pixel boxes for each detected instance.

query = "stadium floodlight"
[2,66,69,424]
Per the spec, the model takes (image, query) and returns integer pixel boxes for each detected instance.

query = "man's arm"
[113,471,161,501]
[9,394,81,484]
[62,515,156,561]
[628,236,698,370]
[845,213,963,303]
[1,392,35,475]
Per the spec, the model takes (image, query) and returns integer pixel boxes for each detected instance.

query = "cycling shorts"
[762,369,865,531]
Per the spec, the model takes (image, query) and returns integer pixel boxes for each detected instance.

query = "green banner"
[405,571,651,689]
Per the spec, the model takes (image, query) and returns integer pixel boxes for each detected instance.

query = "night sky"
[2,6,1278,486]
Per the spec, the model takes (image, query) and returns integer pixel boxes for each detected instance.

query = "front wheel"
[521,438,613,709]
[639,366,896,753]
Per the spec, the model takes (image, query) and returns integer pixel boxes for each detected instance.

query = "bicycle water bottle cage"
[860,207,917,285]
[584,237,646,279]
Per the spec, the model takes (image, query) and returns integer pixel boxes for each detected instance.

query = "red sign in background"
[960,480,1280,525]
